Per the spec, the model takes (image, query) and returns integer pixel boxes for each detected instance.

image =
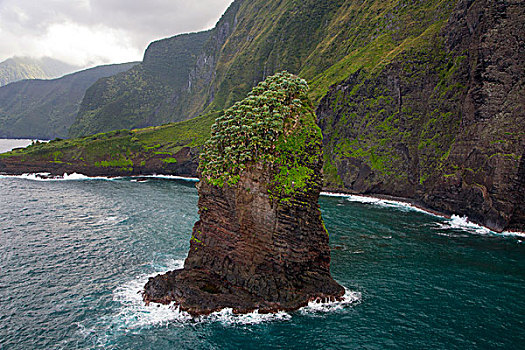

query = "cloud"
[0,0,234,67]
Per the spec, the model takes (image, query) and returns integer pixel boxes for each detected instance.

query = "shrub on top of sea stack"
[199,71,323,202]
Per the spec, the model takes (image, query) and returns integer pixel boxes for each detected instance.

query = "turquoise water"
[0,175,524,349]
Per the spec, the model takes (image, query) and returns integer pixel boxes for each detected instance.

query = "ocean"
[1,145,524,349]
[0,139,39,154]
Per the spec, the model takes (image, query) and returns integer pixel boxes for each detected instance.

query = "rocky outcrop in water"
[143,72,344,315]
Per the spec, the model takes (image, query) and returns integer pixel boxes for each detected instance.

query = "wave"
[299,288,361,315]
[140,175,199,182]
[0,172,117,181]
[321,192,433,216]
[111,259,361,329]
[435,215,525,239]
[111,259,190,330]
[188,288,360,325]
[91,215,129,227]
[0,172,199,183]
[321,192,525,239]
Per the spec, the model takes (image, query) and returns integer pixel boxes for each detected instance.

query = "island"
[143,72,345,315]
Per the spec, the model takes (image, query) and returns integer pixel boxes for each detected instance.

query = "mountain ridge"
[0,62,138,139]
[0,0,522,232]
[0,56,80,87]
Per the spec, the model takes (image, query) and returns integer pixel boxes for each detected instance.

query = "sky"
[0,0,234,68]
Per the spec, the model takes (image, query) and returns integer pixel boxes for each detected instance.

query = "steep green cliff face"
[0,63,137,139]
[68,31,212,137]
[1,0,523,231]
[317,0,524,232]
[69,0,457,136]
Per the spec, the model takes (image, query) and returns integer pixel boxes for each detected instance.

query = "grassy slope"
[202,0,455,110]
[68,0,455,138]
[69,31,211,137]
[1,113,217,175]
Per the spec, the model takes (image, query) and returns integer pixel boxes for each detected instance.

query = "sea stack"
[143,72,344,315]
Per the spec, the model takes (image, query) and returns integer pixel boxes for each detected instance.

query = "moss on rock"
[199,71,323,200]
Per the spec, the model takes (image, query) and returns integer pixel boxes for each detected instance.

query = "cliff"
[317,0,524,232]
[68,30,213,137]
[0,0,522,232]
[0,62,137,139]
[143,72,344,315]
[69,0,458,136]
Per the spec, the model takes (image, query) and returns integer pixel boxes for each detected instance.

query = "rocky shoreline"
[1,162,522,234]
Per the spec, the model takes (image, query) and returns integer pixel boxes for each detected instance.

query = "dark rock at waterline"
[0,145,199,178]
[143,167,345,315]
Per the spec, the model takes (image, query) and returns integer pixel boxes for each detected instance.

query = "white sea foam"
[300,288,362,314]
[199,287,361,324]
[130,179,149,183]
[435,215,492,235]
[0,172,117,181]
[321,192,432,215]
[91,215,129,227]
[140,174,199,182]
[112,258,361,328]
[435,215,525,239]
[322,192,525,239]
[200,308,292,325]
[0,172,199,182]
[501,231,525,239]
[112,259,190,330]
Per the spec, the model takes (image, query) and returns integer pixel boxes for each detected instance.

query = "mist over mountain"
[68,30,211,137]
[0,57,81,87]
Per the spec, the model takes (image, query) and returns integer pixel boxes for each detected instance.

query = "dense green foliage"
[2,0,464,179]
[0,63,137,139]
[2,0,522,231]
[200,71,322,199]
[0,57,79,87]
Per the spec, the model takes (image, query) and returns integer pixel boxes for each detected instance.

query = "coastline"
[0,172,200,183]
[321,190,525,238]
[2,171,523,238]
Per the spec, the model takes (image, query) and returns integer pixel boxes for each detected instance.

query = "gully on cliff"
[143,72,345,315]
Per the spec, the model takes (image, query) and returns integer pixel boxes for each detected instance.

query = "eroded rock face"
[317,0,524,232]
[143,72,344,315]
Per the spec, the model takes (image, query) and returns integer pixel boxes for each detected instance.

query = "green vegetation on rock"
[68,0,457,138]
[0,0,522,231]
[200,71,322,200]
